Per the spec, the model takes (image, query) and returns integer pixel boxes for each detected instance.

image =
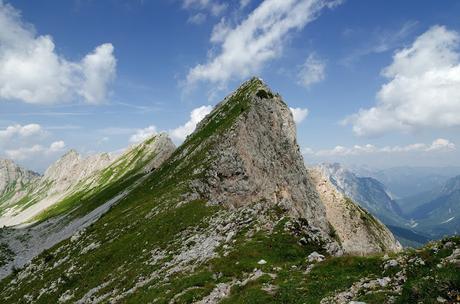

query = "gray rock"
[307,251,325,263]
[188,78,339,251]
[384,259,399,269]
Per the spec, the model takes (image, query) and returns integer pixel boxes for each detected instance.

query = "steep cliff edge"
[186,78,335,248]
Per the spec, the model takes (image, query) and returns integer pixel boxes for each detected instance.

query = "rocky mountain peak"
[42,148,113,193]
[0,159,39,196]
[182,77,339,252]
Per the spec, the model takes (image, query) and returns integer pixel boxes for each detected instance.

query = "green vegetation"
[395,238,460,304]
[0,78,458,304]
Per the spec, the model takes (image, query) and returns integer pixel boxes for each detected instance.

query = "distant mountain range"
[400,175,460,238]
[353,165,460,199]
[319,163,460,246]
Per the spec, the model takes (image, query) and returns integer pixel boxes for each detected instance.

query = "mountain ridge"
[0,78,403,303]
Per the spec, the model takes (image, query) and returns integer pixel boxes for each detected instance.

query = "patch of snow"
[441,216,455,224]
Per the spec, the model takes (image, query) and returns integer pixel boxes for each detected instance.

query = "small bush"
[256,89,273,99]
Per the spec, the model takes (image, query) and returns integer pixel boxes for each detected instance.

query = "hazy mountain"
[0,78,404,303]
[402,175,460,238]
[353,166,460,199]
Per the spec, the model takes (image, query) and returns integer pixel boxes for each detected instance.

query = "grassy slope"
[0,79,458,303]
[0,78,262,302]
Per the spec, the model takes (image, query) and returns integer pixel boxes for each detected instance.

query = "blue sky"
[1,0,460,172]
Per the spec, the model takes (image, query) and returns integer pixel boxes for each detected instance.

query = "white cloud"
[240,0,251,9]
[304,138,456,157]
[129,125,157,143]
[170,105,213,141]
[49,140,66,152]
[346,25,460,136]
[188,13,207,25]
[5,140,66,160]
[297,54,326,88]
[186,0,341,89]
[79,43,117,104]
[0,1,116,105]
[0,123,43,141]
[290,107,309,124]
[341,21,418,66]
[182,0,227,17]
[425,138,456,152]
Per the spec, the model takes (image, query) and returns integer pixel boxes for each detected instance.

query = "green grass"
[395,237,460,304]
[1,78,458,304]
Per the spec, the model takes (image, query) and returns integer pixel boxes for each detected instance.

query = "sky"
[1,0,460,173]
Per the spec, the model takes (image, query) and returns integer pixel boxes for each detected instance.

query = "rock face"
[136,133,176,173]
[309,168,402,254]
[0,159,39,198]
[189,78,334,245]
[41,150,113,198]
[44,150,112,185]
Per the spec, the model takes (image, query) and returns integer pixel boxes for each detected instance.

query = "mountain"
[0,78,401,303]
[354,166,460,199]
[309,169,401,254]
[0,159,40,207]
[406,175,460,238]
[0,133,175,227]
[317,163,404,226]
[0,133,175,278]
[315,163,431,247]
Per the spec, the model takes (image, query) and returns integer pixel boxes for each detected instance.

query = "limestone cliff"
[182,78,338,251]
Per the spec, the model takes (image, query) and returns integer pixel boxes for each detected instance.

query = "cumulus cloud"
[0,123,43,140]
[303,138,456,157]
[129,125,158,143]
[5,140,66,160]
[297,54,326,88]
[290,107,309,124]
[170,105,213,141]
[0,1,116,105]
[346,25,460,136]
[79,44,117,104]
[186,0,341,89]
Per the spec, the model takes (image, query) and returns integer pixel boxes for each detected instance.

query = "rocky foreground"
[0,78,456,303]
